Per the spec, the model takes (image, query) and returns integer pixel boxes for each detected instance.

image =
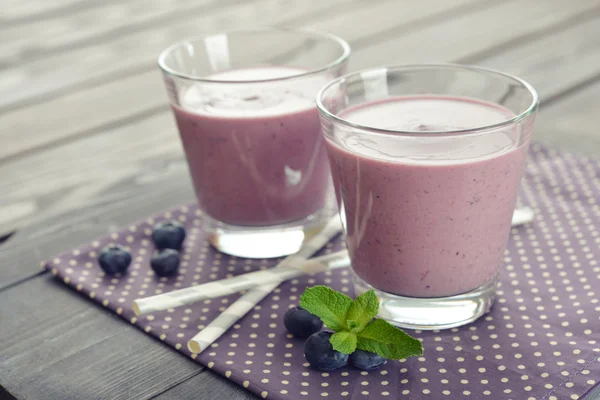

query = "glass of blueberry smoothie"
[158,29,350,258]
[317,64,538,329]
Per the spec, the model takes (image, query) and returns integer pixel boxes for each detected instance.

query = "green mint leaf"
[345,289,379,333]
[299,285,352,332]
[356,319,423,360]
[330,331,357,354]
[347,320,360,331]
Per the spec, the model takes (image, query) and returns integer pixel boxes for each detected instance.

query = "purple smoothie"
[325,96,531,298]
[172,67,331,226]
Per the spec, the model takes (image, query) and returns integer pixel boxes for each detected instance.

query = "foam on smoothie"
[180,67,323,118]
[335,96,519,165]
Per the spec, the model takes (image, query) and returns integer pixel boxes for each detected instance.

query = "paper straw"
[187,217,344,353]
[134,250,348,316]
[511,207,534,227]
[187,250,350,354]
[133,217,343,316]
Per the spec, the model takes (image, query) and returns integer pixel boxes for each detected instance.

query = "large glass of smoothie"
[158,29,350,258]
[317,65,538,329]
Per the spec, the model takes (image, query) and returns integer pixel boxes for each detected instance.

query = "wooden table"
[1,0,600,398]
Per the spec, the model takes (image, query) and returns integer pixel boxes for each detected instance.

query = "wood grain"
[0,0,361,114]
[0,0,110,25]
[0,276,205,400]
[473,13,600,100]
[350,0,600,70]
[153,369,259,400]
[534,79,600,151]
[0,114,194,289]
[303,0,483,45]
[0,0,227,67]
[585,385,600,400]
[475,15,600,156]
[1,0,598,164]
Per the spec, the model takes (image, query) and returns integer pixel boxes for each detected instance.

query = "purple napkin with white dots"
[44,143,600,400]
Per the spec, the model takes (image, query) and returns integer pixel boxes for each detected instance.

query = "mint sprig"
[356,319,423,360]
[346,289,379,333]
[298,285,352,331]
[330,331,357,354]
[300,286,423,360]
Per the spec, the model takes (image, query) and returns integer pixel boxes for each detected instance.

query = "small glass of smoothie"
[158,29,350,258]
[317,64,538,329]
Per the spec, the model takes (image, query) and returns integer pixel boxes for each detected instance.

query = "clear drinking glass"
[317,64,538,329]
[158,28,350,258]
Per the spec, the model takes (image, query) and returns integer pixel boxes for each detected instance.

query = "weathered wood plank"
[2,0,597,163]
[474,15,600,156]
[0,0,486,161]
[473,13,600,102]
[3,1,600,288]
[0,69,168,163]
[303,0,483,45]
[350,0,600,70]
[0,0,109,25]
[5,0,590,164]
[0,0,238,67]
[585,385,600,400]
[0,0,362,114]
[0,276,204,400]
[153,370,258,400]
[534,79,600,152]
[0,114,194,289]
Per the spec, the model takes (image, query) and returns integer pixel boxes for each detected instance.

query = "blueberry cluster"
[150,221,186,277]
[97,220,186,277]
[284,306,386,371]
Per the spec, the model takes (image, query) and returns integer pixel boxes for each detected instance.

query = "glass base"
[353,272,497,330]
[204,211,331,259]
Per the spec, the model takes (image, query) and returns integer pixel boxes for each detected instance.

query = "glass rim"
[157,27,351,84]
[316,63,540,137]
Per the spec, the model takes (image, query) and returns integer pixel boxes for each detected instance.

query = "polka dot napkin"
[44,143,600,400]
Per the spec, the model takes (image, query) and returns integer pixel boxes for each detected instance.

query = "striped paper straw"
[134,250,349,316]
[187,216,345,354]
[187,251,349,354]
[133,217,343,316]
[511,207,534,226]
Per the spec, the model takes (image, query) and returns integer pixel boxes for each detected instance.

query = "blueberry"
[151,249,180,277]
[151,220,186,250]
[98,245,131,275]
[284,306,323,338]
[304,331,348,371]
[349,349,386,371]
